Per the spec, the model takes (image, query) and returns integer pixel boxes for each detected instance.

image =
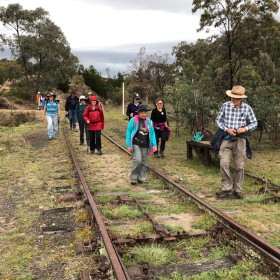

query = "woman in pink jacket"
[83,96,104,154]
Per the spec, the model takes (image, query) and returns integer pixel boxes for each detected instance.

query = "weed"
[123,243,175,267]
[102,204,142,219]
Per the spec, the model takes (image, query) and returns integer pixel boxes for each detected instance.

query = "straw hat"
[226,85,247,98]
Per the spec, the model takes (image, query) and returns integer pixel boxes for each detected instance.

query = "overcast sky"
[1,0,211,76]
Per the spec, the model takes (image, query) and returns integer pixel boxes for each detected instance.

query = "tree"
[127,47,176,102]
[192,0,279,88]
[0,4,78,97]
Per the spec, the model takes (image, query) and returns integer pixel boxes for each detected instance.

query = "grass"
[102,204,143,219]
[109,220,154,237]
[158,261,269,280]
[123,243,176,267]
[190,215,216,230]
[1,106,279,279]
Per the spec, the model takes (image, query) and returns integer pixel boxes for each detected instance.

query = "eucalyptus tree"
[192,0,280,89]
[127,47,176,102]
[0,4,78,97]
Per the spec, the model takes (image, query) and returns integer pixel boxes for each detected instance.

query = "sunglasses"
[157,102,163,105]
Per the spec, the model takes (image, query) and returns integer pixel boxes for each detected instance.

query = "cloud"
[73,40,189,77]
[1,0,204,77]
[81,0,193,14]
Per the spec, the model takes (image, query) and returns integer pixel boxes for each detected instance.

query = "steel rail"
[102,132,280,268]
[63,126,129,280]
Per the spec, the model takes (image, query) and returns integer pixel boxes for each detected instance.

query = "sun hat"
[226,85,247,98]
[87,91,93,96]
[46,92,56,98]
[135,104,151,112]
[79,95,87,101]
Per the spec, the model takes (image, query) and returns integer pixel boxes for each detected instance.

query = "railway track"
[61,118,280,279]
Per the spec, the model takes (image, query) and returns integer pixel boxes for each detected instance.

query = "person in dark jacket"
[151,98,170,158]
[83,96,104,155]
[75,95,89,146]
[126,93,142,120]
[65,90,79,131]
[215,85,257,199]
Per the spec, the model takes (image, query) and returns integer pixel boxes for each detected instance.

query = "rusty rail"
[102,132,280,268]
[64,126,129,280]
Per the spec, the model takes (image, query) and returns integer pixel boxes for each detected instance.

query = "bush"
[0,97,10,108]
[0,111,36,127]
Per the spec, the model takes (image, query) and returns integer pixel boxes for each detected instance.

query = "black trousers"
[89,130,101,151]
[78,120,89,145]
[154,129,167,153]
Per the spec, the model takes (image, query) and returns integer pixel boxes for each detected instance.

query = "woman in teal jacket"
[126,104,157,185]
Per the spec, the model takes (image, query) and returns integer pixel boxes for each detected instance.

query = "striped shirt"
[216,101,257,132]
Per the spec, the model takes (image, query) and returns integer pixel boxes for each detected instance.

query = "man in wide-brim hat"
[214,85,257,200]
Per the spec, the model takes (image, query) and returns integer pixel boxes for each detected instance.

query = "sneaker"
[154,153,160,158]
[96,150,103,155]
[216,190,232,197]
[233,191,243,199]
[130,180,137,185]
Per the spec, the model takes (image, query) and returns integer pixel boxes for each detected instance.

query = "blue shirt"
[45,100,59,116]
[216,101,257,132]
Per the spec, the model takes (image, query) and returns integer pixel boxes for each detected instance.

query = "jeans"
[89,130,101,151]
[46,114,58,138]
[68,109,76,129]
[79,120,89,145]
[130,145,148,182]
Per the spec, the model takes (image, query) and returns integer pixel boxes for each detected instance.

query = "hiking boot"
[80,142,84,145]
[96,150,103,155]
[159,151,165,157]
[130,180,137,185]
[90,150,95,154]
[154,153,160,158]
[138,179,148,184]
[216,190,232,197]
[233,191,243,199]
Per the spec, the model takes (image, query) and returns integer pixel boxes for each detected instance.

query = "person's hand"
[236,127,247,134]
[226,128,236,136]
[152,147,157,153]
[66,111,68,115]
[130,113,133,118]
[87,121,90,124]
[127,147,132,152]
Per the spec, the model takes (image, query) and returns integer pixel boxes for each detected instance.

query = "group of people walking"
[42,90,104,155]
[41,85,258,200]
[65,90,104,154]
